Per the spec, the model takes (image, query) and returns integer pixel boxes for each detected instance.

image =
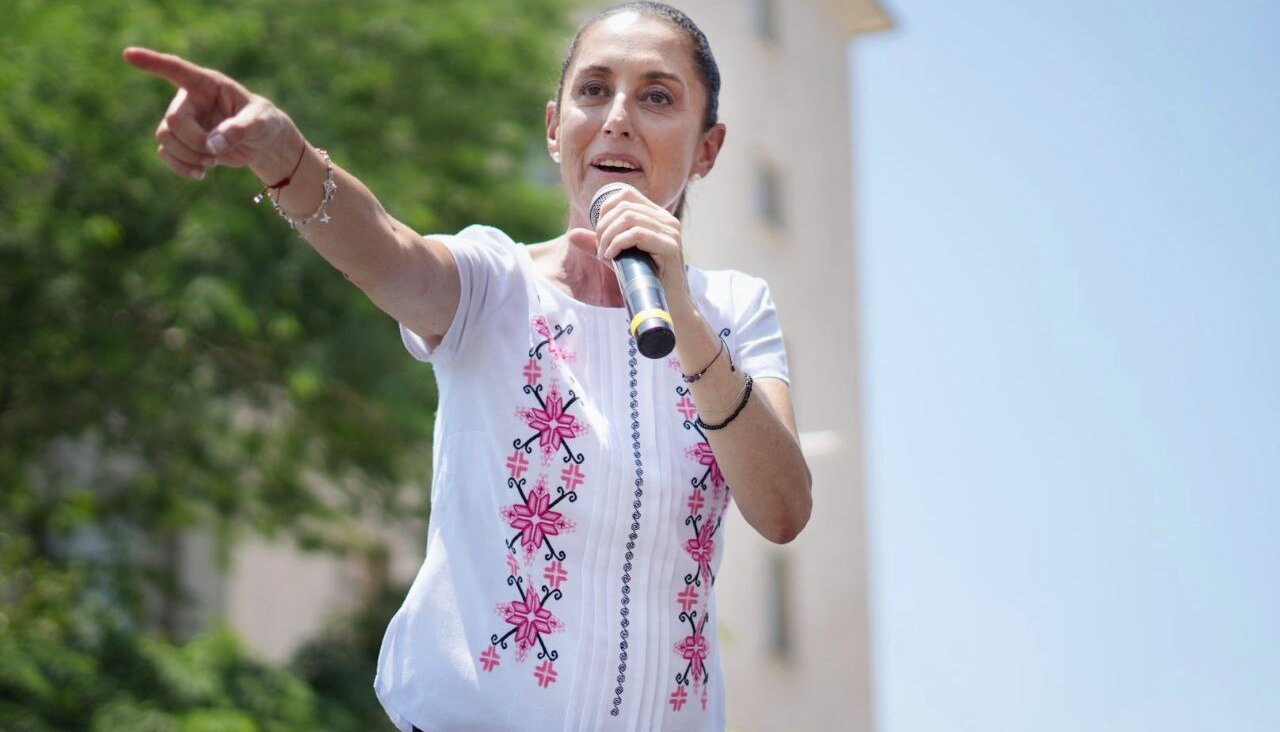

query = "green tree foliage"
[1,528,413,730]
[289,577,411,730]
[1,0,574,727]
[1,593,322,731]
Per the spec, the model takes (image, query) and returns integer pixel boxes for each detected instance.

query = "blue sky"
[851,1,1279,730]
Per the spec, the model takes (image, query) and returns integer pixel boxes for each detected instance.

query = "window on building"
[750,0,779,43]
[764,552,792,659]
[755,161,785,228]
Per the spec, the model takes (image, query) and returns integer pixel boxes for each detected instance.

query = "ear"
[691,122,726,179]
[546,100,561,161]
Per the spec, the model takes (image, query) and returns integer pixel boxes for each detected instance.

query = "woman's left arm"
[591,189,812,544]
[670,311,812,544]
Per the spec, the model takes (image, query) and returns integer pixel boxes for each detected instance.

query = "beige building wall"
[212,4,890,731]
[219,516,424,663]
[659,2,887,731]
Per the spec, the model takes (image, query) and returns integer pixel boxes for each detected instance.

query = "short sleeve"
[729,272,790,384]
[399,225,521,364]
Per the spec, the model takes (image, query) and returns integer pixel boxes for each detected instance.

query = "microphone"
[590,183,676,359]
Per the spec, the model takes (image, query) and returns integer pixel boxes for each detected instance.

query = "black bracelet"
[681,336,734,383]
[696,375,754,431]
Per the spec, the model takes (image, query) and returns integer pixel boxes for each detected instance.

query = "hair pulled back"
[555,1,721,132]
[553,3,721,220]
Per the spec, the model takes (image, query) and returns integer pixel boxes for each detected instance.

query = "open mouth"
[591,158,642,174]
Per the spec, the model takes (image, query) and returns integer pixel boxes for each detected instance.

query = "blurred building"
[194,2,891,731]
[663,2,889,731]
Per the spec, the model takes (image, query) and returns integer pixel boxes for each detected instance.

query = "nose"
[602,94,632,139]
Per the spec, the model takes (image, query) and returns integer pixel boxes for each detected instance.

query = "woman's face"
[548,12,725,228]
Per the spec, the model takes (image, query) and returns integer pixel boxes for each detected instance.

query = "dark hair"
[556,2,721,130]
[553,3,722,218]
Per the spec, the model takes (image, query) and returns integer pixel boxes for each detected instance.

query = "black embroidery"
[530,321,574,360]
[482,317,586,685]
[502,474,576,561]
[610,337,644,717]
[512,382,586,465]
[668,326,733,712]
[489,573,563,662]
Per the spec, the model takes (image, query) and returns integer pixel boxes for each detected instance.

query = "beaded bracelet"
[696,374,753,431]
[265,148,337,231]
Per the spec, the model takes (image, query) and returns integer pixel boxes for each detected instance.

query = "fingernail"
[207,133,227,154]
[195,170,206,181]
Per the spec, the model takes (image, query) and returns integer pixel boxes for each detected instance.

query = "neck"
[534,233,624,308]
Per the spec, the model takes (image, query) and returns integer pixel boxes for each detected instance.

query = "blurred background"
[2,1,575,729]
[2,0,1276,731]
[857,2,1279,731]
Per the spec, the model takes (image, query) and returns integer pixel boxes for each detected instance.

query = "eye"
[642,88,673,105]
[579,80,609,97]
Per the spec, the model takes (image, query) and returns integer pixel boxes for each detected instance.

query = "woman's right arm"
[124,47,458,349]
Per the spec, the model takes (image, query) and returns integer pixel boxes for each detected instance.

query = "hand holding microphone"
[589,183,678,359]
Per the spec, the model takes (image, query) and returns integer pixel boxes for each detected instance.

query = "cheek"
[560,109,597,150]
[653,132,701,177]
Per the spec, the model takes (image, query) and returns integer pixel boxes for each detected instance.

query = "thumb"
[567,227,597,253]
[206,100,267,155]
[206,113,250,155]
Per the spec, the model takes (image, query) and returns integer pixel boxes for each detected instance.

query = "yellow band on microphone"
[629,308,674,336]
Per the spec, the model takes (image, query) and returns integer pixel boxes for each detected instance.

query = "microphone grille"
[589,183,629,228]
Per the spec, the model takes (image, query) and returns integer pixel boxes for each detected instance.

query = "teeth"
[597,159,638,170]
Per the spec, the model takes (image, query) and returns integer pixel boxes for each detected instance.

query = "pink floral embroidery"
[543,560,569,590]
[674,616,711,685]
[669,685,688,711]
[506,450,530,480]
[499,587,564,661]
[522,357,543,386]
[668,327,734,712]
[532,316,576,367]
[676,394,699,422]
[560,463,586,492]
[677,585,699,614]
[687,488,706,517]
[687,442,725,489]
[714,480,731,519]
[485,316,585,691]
[502,477,574,558]
[684,521,716,587]
[534,660,558,687]
[517,382,587,465]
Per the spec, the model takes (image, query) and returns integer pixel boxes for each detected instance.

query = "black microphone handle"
[614,249,676,359]
[589,183,676,359]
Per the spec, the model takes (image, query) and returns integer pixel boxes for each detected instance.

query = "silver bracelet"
[269,148,336,231]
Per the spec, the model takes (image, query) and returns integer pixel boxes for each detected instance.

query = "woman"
[127,2,811,729]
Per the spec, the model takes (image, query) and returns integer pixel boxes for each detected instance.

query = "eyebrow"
[577,64,685,86]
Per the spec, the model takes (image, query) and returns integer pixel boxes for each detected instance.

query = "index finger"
[598,184,666,223]
[123,47,214,91]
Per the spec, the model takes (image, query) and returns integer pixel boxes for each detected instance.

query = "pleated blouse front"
[374,225,789,732]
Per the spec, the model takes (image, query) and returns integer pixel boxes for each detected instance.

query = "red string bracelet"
[252,142,307,204]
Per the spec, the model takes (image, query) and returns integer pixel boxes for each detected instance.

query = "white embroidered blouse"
[374,225,789,732]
